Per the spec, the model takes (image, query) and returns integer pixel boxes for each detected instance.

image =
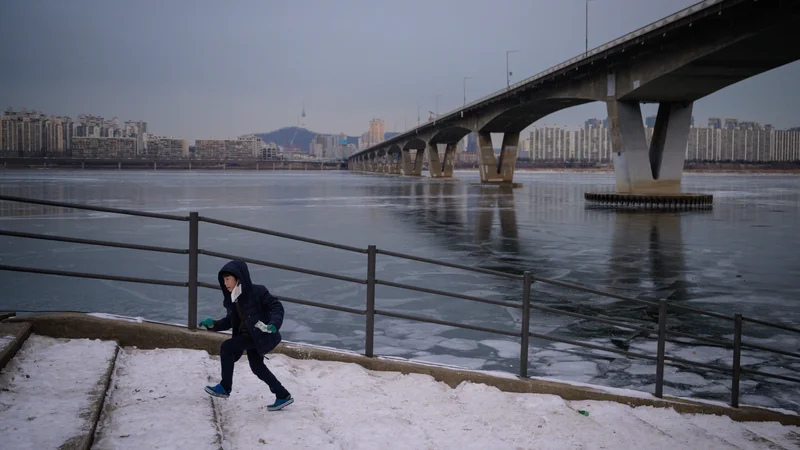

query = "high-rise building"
[645,116,657,128]
[368,119,385,146]
[72,137,137,158]
[708,117,722,129]
[147,136,188,159]
[1,108,73,155]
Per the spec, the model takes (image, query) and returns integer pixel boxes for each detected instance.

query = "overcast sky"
[1,0,798,142]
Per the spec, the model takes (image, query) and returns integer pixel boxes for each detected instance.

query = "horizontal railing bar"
[374,309,521,337]
[198,281,218,290]
[665,303,734,321]
[0,229,188,255]
[375,279,522,309]
[376,248,522,280]
[526,330,658,362]
[665,356,731,373]
[0,194,188,221]
[198,216,367,254]
[0,264,186,287]
[198,281,364,314]
[741,342,800,360]
[741,368,800,384]
[199,249,366,285]
[667,330,734,349]
[277,295,366,316]
[530,276,660,308]
[529,305,656,335]
[743,316,800,335]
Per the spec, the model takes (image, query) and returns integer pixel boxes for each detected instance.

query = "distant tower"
[301,101,306,119]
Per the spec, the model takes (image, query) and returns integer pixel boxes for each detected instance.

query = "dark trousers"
[220,333,290,399]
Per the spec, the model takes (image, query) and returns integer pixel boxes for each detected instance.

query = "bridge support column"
[400,150,414,175]
[390,155,401,174]
[477,131,518,184]
[607,100,693,194]
[426,143,456,178]
[411,150,424,176]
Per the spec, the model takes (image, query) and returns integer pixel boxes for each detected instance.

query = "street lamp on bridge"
[463,76,472,107]
[506,50,518,88]
[585,0,595,56]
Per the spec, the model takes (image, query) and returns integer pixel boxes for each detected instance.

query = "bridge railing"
[1,193,798,410]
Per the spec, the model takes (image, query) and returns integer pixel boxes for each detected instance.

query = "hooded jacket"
[212,260,284,355]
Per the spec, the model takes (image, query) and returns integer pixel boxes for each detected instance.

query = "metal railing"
[1,193,799,409]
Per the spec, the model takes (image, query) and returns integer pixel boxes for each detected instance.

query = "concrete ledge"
[9,312,799,426]
[0,321,32,373]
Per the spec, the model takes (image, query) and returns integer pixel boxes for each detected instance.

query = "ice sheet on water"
[666,371,713,387]
[436,338,479,351]
[479,339,520,359]
[373,334,443,351]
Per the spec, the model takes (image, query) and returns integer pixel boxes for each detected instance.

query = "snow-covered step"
[0,321,31,371]
[91,348,221,449]
[0,335,118,450]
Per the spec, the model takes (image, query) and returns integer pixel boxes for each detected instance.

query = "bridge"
[348,0,800,194]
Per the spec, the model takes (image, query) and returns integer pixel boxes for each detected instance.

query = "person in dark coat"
[200,260,293,411]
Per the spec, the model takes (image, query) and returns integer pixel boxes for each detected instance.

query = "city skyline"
[1,0,799,143]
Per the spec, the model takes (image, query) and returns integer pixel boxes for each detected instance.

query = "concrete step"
[0,321,32,372]
[91,347,222,449]
[0,334,118,450]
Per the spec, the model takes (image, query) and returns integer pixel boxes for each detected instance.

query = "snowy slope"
[100,348,800,450]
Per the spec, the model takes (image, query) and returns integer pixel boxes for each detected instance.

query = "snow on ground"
[0,335,117,450]
[91,348,221,449]
[0,334,14,349]
[95,347,800,450]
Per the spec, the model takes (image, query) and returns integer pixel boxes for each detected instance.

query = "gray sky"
[1,0,798,142]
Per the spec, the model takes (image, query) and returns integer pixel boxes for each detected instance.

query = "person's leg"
[246,348,290,399]
[219,335,249,392]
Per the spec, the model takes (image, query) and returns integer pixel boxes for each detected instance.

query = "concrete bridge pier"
[477,131,519,184]
[608,100,693,194]
[390,154,402,175]
[400,150,414,175]
[426,143,456,179]
[587,100,710,209]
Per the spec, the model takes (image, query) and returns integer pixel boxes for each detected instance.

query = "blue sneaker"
[267,395,294,411]
[204,384,230,398]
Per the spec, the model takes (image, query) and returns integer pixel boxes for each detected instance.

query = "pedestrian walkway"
[1,331,798,449]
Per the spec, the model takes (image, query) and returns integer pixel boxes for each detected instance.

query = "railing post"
[365,245,377,357]
[731,313,743,408]
[520,271,532,378]
[188,212,199,331]
[655,299,668,398]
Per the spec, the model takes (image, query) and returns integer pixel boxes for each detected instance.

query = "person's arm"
[254,291,284,333]
[213,315,232,331]
[199,314,231,331]
[264,292,284,330]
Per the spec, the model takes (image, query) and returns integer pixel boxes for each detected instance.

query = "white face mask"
[231,283,242,302]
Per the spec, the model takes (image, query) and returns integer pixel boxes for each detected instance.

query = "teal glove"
[199,318,214,329]
[255,321,277,334]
